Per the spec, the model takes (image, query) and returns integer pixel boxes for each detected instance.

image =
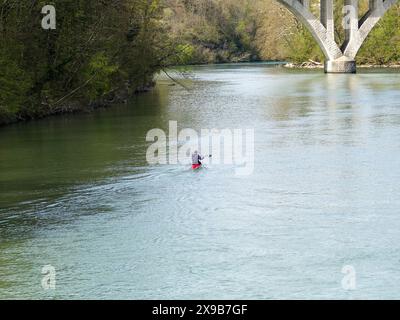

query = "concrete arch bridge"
[276,0,398,73]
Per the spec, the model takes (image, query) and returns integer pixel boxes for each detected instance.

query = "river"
[1,63,400,299]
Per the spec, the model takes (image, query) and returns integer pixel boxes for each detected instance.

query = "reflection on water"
[1,63,400,299]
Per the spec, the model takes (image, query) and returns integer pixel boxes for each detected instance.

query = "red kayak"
[192,164,202,170]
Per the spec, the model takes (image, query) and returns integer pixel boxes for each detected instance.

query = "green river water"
[1,63,400,299]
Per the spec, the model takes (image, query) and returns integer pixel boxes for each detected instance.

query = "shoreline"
[2,61,400,127]
[284,60,400,69]
[0,83,155,127]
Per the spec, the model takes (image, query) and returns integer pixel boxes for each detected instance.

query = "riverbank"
[3,59,400,127]
[0,82,155,127]
[284,60,400,69]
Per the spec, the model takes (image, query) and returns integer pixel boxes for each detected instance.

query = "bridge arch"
[275,0,399,73]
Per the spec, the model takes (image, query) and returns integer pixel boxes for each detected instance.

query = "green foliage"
[164,0,261,63]
[85,53,119,100]
[358,6,400,64]
[285,26,324,63]
[0,54,31,123]
[0,0,183,124]
[175,44,195,65]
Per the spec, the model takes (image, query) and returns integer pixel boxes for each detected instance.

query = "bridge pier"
[276,0,398,73]
[325,58,357,74]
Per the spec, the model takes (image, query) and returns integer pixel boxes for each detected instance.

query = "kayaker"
[191,151,204,170]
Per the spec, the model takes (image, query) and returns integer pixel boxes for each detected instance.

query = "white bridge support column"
[326,0,358,73]
[276,0,398,73]
[320,0,334,39]
[299,0,310,8]
[344,0,359,46]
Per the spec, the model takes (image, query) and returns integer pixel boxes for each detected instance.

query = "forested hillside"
[0,0,188,124]
[164,0,400,64]
[1,0,399,125]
